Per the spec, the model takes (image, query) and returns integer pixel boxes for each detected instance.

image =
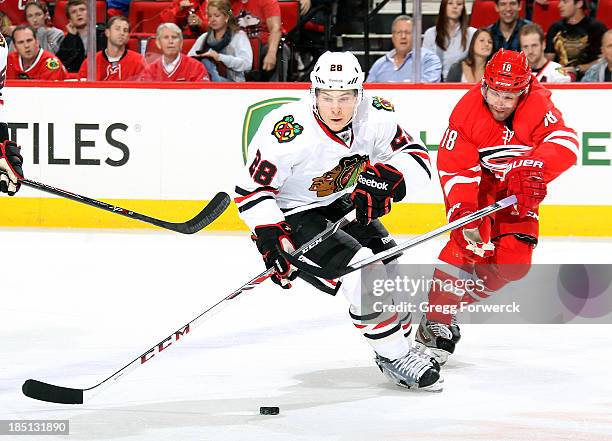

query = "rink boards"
[0,82,610,236]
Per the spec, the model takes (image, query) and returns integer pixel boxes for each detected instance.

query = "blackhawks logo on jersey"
[271,115,303,143]
[372,96,395,112]
[309,154,368,197]
[45,58,61,71]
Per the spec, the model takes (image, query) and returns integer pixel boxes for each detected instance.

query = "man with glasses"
[366,15,441,83]
[415,49,579,366]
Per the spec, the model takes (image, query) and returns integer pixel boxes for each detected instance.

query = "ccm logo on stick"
[140,324,190,364]
[358,175,389,190]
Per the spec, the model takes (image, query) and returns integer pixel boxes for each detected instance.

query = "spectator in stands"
[188,0,252,81]
[367,15,442,83]
[446,28,493,82]
[106,0,132,17]
[0,13,15,46]
[78,16,146,80]
[231,0,286,80]
[22,1,65,54]
[56,0,107,72]
[520,23,572,81]
[423,0,476,81]
[143,23,210,81]
[545,0,607,80]
[582,29,612,81]
[160,0,208,37]
[487,0,531,52]
[7,25,68,80]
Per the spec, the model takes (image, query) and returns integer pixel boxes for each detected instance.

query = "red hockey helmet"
[483,49,532,95]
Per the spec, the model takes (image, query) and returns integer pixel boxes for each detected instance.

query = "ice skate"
[375,350,443,391]
[415,315,455,365]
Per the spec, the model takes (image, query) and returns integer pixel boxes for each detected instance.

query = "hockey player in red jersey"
[0,31,25,195]
[415,49,579,364]
[235,51,442,391]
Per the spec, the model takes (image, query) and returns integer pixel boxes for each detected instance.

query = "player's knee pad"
[475,234,534,292]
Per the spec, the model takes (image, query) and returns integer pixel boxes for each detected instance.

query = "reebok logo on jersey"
[358,175,388,190]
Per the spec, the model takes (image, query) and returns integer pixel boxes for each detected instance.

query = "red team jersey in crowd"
[437,79,579,239]
[232,0,281,44]
[7,49,68,80]
[143,54,209,82]
[2,0,27,23]
[78,50,147,81]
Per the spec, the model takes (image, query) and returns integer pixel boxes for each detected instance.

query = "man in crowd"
[488,0,531,52]
[519,23,572,82]
[78,16,146,81]
[367,15,441,83]
[7,25,68,80]
[56,0,107,72]
[545,0,607,80]
[582,29,612,82]
[143,23,210,81]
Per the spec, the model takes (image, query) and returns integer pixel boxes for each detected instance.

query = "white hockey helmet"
[310,51,364,120]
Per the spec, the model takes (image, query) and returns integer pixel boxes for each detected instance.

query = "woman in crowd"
[188,0,252,82]
[445,28,493,83]
[422,0,475,81]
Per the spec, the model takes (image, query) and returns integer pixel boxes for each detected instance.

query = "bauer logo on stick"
[271,115,303,143]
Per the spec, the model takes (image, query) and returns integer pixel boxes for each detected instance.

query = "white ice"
[1,228,611,441]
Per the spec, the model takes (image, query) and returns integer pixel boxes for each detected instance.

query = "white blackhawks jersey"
[235,93,432,231]
[0,32,7,110]
[532,60,572,83]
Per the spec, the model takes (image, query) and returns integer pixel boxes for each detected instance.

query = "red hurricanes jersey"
[143,54,209,82]
[437,79,579,237]
[6,49,68,80]
[78,50,146,81]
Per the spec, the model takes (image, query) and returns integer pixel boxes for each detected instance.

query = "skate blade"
[396,375,444,392]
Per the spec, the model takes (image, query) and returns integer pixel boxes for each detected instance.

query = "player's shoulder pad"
[370,95,395,112]
[259,100,308,145]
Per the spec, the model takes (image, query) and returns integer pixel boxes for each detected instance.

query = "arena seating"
[469,0,527,29]
[129,1,173,34]
[532,1,561,33]
[596,0,612,28]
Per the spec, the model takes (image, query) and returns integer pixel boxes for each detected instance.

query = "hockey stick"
[22,211,356,404]
[20,178,231,234]
[284,195,518,280]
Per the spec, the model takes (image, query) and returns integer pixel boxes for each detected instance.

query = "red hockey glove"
[449,203,494,259]
[0,141,24,196]
[505,158,547,217]
[253,222,298,289]
[351,163,406,226]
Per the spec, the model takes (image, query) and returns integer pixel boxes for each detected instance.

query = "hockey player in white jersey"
[0,31,24,195]
[235,51,442,390]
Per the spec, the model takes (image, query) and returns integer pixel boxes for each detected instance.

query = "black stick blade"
[176,192,231,234]
[22,379,84,404]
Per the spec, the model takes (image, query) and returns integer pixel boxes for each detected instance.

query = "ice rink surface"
[2,229,612,441]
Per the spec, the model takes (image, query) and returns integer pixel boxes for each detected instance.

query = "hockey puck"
[260,406,280,415]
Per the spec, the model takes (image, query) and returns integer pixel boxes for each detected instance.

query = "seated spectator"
[520,23,572,81]
[487,0,531,52]
[231,0,285,80]
[0,13,15,46]
[446,28,493,82]
[7,25,68,80]
[22,1,65,54]
[56,0,107,73]
[188,0,252,82]
[160,0,208,37]
[78,16,146,80]
[367,15,442,83]
[423,0,476,81]
[545,0,607,80]
[143,23,210,81]
[582,29,612,81]
[106,0,132,17]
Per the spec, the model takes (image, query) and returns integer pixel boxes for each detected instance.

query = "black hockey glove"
[351,163,406,226]
[0,141,24,196]
[253,222,299,289]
